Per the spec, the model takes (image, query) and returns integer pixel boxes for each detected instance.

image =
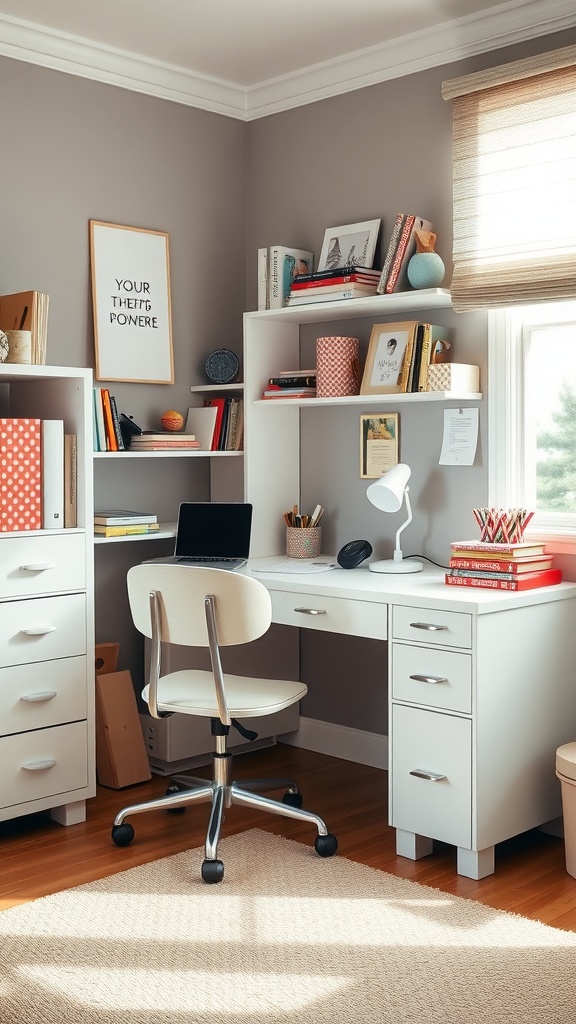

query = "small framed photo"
[360,321,419,395]
[360,413,399,478]
[317,219,381,272]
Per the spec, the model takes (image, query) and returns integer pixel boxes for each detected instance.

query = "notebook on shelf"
[145,501,252,570]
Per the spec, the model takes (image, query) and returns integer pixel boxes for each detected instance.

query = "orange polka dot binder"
[0,418,42,531]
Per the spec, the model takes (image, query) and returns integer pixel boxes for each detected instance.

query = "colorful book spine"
[100,388,118,452]
[294,266,378,285]
[95,524,161,537]
[444,568,562,591]
[384,215,416,293]
[377,213,406,293]
[450,541,546,556]
[291,273,379,290]
[449,556,552,573]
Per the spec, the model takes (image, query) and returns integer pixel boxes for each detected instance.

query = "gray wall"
[2,26,574,735]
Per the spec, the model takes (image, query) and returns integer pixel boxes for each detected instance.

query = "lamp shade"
[366,463,412,513]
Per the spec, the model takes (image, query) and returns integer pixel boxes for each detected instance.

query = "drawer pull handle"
[21,626,57,636]
[409,674,448,684]
[409,622,448,631]
[20,562,56,572]
[22,759,57,772]
[410,769,447,782]
[21,691,58,703]
[293,607,327,616]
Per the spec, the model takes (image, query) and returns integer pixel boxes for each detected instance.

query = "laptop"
[145,501,252,569]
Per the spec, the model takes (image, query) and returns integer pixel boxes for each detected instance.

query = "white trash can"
[556,741,576,879]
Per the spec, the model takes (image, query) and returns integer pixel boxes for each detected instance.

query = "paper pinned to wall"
[439,407,479,465]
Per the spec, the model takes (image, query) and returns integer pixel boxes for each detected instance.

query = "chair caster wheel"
[282,790,303,808]
[201,859,224,884]
[111,822,135,847]
[165,783,186,814]
[315,833,338,858]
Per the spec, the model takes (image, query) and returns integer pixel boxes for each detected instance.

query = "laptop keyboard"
[176,556,241,564]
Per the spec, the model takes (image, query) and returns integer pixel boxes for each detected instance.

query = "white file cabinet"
[0,365,95,826]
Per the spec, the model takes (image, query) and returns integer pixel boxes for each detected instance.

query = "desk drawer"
[0,532,86,599]
[0,721,88,809]
[269,590,387,640]
[0,594,86,667]
[393,605,472,649]
[0,656,87,737]
[392,644,472,713]
[391,704,471,849]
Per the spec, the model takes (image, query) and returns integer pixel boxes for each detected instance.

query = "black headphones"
[336,539,373,569]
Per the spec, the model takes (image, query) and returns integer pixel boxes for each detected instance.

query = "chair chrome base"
[111,735,338,882]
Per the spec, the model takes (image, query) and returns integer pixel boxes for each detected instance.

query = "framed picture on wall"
[360,413,399,478]
[90,221,174,383]
[360,321,419,395]
[317,219,381,272]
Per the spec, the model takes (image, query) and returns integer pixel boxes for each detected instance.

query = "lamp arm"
[393,487,413,562]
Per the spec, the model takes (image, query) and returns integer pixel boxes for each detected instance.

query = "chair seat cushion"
[142,670,307,718]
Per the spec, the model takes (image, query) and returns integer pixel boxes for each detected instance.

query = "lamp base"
[369,558,423,574]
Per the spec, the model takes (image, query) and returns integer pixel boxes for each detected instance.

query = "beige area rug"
[1,829,576,1024]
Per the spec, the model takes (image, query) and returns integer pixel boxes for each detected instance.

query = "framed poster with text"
[90,221,174,383]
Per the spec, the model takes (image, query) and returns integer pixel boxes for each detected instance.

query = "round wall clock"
[205,348,240,384]
[0,330,9,363]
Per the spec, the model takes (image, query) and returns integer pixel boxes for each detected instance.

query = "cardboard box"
[95,641,119,676]
[426,363,480,393]
[96,670,151,788]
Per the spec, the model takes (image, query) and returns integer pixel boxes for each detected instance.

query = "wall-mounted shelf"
[189,382,244,393]
[246,288,452,324]
[93,450,242,459]
[254,390,481,408]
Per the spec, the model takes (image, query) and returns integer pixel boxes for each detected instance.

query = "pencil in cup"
[286,526,321,558]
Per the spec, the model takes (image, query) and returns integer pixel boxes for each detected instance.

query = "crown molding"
[0,0,574,122]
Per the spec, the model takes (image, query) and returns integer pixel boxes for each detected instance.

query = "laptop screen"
[174,502,253,559]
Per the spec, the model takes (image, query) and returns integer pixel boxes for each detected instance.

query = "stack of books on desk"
[128,432,200,451]
[262,369,317,400]
[445,540,561,591]
[94,510,160,538]
[286,266,380,305]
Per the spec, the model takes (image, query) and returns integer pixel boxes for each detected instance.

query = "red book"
[449,555,553,574]
[203,397,226,450]
[444,568,562,591]
[291,273,380,290]
[386,215,433,293]
[100,388,118,452]
[0,418,42,531]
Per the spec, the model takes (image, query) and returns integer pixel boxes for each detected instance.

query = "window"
[489,301,576,543]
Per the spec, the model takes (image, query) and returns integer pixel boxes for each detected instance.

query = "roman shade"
[442,45,576,312]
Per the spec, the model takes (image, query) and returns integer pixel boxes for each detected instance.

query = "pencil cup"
[286,527,321,558]
[316,336,360,397]
[5,330,32,364]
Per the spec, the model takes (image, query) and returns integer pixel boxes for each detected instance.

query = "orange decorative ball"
[160,409,185,432]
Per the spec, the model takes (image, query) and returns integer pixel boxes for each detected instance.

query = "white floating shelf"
[94,522,177,545]
[254,391,482,408]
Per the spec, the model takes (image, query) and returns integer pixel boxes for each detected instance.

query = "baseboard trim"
[280,717,388,770]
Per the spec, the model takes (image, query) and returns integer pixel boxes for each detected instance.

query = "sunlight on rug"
[1,828,575,1023]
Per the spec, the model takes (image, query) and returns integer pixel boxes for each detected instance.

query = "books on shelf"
[185,406,218,450]
[0,290,49,364]
[377,215,433,294]
[408,324,453,393]
[268,373,317,388]
[450,541,547,558]
[287,284,378,305]
[202,397,244,450]
[93,387,125,451]
[64,433,77,529]
[262,386,317,399]
[0,418,42,531]
[445,568,562,591]
[94,510,158,525]
[258,246,314,309]
[128,433,201,451]
[94,523,161,537]
[291,269,380,291]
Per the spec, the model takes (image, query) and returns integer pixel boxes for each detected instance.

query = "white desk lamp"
[366,463,423,573]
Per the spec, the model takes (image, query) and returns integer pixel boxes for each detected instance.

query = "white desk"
[245,560,576,878]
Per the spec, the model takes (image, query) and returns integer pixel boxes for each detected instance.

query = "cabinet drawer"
[393,605,472,649]
[269,589,387,640]
[392,644,472,713]
[0,656,87,737]
[0,721,88,809]
[0,532,86,599]
[391,704,472,849]
[0,594,86,667]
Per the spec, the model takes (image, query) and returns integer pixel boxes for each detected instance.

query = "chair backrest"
[126,563,272,648]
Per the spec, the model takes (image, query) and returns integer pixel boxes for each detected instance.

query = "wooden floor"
[2,743,576,930]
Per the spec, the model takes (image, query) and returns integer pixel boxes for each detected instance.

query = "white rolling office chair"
[111,563,338,883]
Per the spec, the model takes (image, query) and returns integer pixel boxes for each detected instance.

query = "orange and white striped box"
[0,418,42,531]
